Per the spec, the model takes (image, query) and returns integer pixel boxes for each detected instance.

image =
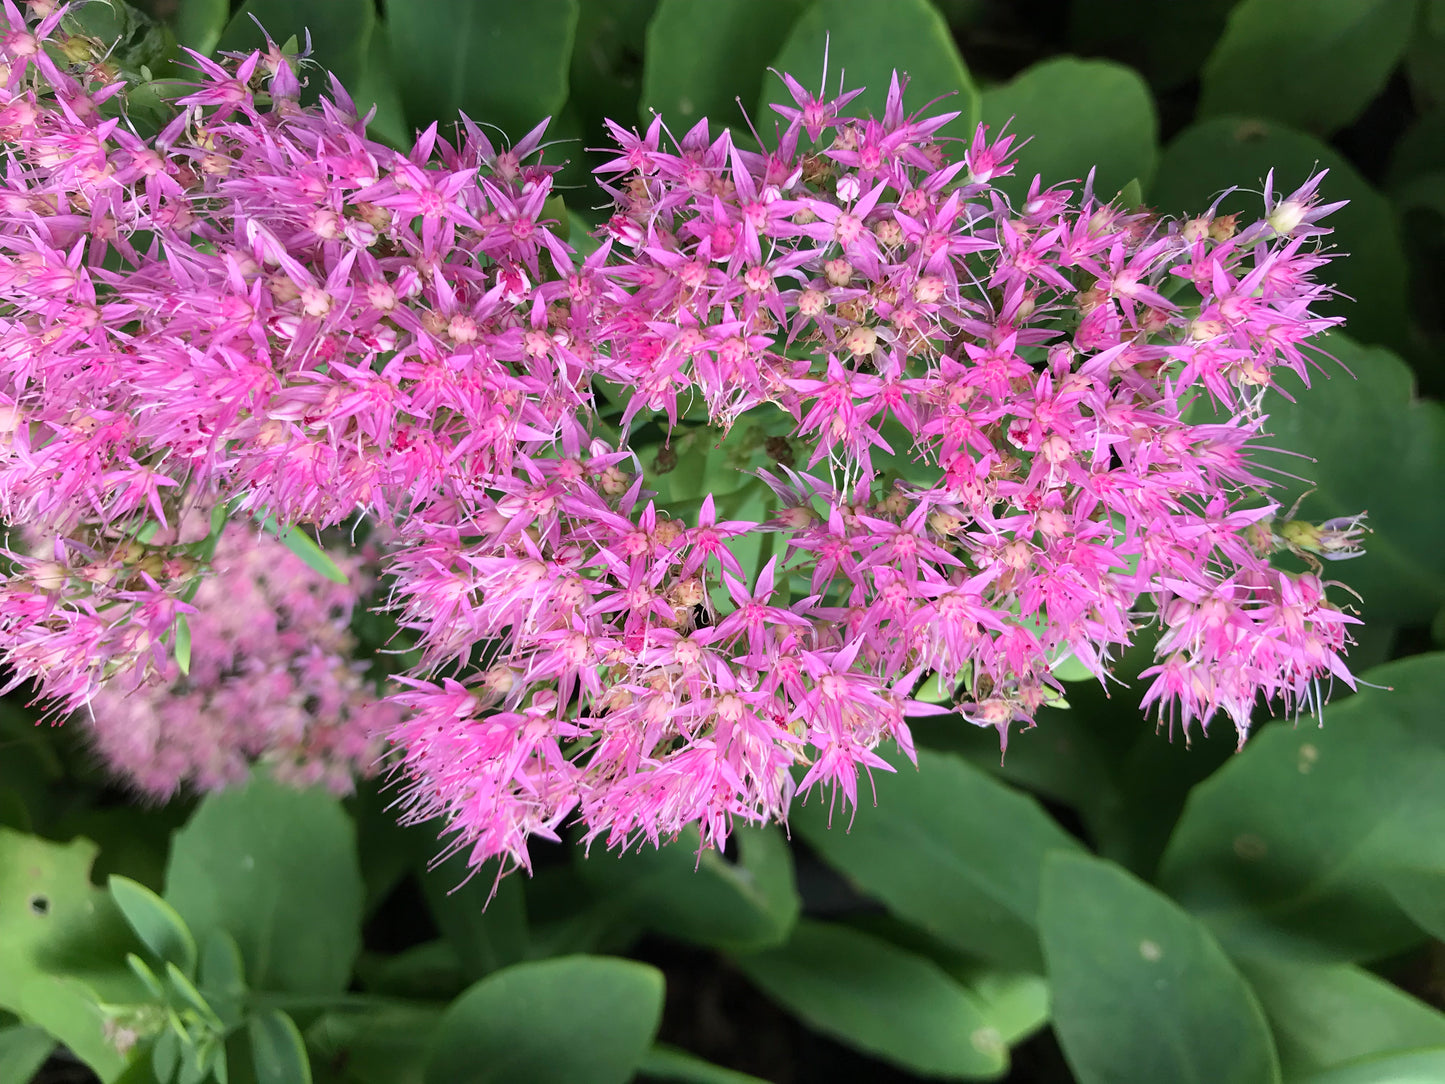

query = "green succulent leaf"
[761,0,979,138]
[1041,852,1280,1084]
[0,1024,55,1084]
[419,854,529,981]
[256,516,347,586]
[791,748,1082,970]
[307,1003,446,1084]
[732,919,1009,1078]
[164,775,363,996]
[576,823,798,953]
[217,0,374,94]
[1199,0,1416,135]
[1294,1047,1445,1084]
[249,1009,312,1084]
[1160,655,1445,961]
[0,830,144,1082]
[386,0,579,141]
[109,875,198,978]
[173,0,229,54]
[643,0,808,125]
[423,956,664,1084]
[980,57,1158,200]
[1240,957,1445,1078]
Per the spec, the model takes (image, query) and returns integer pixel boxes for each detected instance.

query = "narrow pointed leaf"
[109,875,197,977]
[257,516,347,585]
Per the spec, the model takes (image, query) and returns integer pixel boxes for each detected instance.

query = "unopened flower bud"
[448,314,478,344]
[824,258,853,287]
[59,34,96,64]
[365,281,396,310]
[299,285,332,317]
[913,275,945,304]
[844,324,877,356]
[796,288,827,317]
[598,466,631,496]
[267,275,301,303]
[776,505,816,530]
[1208,213,1238,241]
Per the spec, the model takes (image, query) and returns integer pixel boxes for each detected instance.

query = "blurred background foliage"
[7,1,1445,1082]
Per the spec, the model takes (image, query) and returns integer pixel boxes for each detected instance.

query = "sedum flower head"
[0,4,1363,876]
[85,521,397,798]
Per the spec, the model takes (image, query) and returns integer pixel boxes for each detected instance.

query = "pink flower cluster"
[0,3,1362,873]
[84,520,396,798]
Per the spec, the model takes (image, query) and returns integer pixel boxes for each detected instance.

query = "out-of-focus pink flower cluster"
[83,520,397,798]
[0,2,1364,874]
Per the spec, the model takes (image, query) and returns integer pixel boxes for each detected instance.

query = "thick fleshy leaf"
[198,930,246,1029]
[423,957,664,1084]
[1295,1048,1445,1084]
[570,0,657,139]
[1150,118,1409,353]
[0,831,144,1082]
[980,57,1158,199]
[419,854,528,981]
[1382,866,1445,942]
[164,775,363,995]
[173,0,229,54]
[109,876,197,978]
[1406,10,1445,110]
[1258,333,1445,625]
[733,920,1009,1078]
[1386,108,1445,193]
[1199,0,1415,135]
[761,0,979,138]
[386,0,579,140]
[0,1024,55,1084]
[217,0,374,93]
[354,939,463,1001]
[576,824,798,952]
[1159,655,1445,961]
[643,0,808,126]
[1041,852,1280,1084]
[839,912,1052,1048]
[352,25,412,149]
[249,1009,312,1084]
[1068,0,1235,91]
[790,748,1082,969]
[1240,958,1445,1078]
[308,1003,446,1084]
[636,1045,772,1084]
